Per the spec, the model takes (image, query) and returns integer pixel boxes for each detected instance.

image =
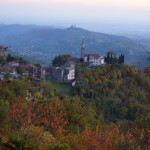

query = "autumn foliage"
[67,124,148,150]
[9,98,68,136]
[0,63,150,150]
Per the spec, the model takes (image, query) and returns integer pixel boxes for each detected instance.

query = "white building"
[0,74,4,80]
[84,54,105,66]
[10,70,18,78]
[8,61,19,67]
[64,67,75,81]
[53,66,75,82]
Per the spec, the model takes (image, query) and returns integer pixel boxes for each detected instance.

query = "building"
[80,41,105,66]
[53,67,64,81]
[68,57,80,67]
[40,67,47,78]
[0,46,8,57]
[144,66,150,77]
[8,61,19,67]
[0,73,4,80]
[25,64,38,76]
[64,67,75,81]
[84,54,105,66]
[10,70,18,78]
[53,66,75,82]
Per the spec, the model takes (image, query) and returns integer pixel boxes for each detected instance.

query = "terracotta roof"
[144,66,150,75]
[84,54,104,59]
[8,61,19,64]
[25,64,37,68]
[68,57,80,63]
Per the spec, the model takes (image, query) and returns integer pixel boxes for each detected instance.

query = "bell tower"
[80,40,85,59]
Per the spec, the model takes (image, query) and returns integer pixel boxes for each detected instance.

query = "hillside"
[0,64,150,149]
[0,24,149,65]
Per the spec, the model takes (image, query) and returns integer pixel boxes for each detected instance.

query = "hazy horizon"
[0,0,150,34]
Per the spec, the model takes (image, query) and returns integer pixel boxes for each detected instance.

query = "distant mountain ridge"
[0,24,149,65]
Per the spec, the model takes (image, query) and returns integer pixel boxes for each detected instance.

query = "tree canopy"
[52,54,72,66]
[0,64,149,149]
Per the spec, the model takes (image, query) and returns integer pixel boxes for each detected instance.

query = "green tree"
[118,54,125,64]
[0,55,6,64]
[6,54,15,62]
[52,54,72,66]
[4,73,12,80]
[16,65,26,74]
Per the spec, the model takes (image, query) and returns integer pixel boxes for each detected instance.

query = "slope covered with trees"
[0,64,150,149]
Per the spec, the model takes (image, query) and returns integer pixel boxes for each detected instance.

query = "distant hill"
[0,24,149,65]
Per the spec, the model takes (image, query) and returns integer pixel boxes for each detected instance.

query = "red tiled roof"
[84,54,104,59]
[8,61,19,64]
[24,64,37,68]
[144,66,150,75]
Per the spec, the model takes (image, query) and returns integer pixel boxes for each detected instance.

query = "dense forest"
[0,63,150,149]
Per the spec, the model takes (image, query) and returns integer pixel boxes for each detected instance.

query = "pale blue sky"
[0,0,150,32]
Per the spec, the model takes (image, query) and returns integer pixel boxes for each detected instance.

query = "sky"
[0,0,150,33]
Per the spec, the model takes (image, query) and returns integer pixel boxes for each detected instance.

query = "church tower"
[80,40,85,59]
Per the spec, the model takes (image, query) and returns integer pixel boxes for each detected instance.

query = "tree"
[62,97,97,133]
[118,54,125,64]
[4,73,12,80]
[68,123,148,150]
[0,46,9,57]
[16,65,26,74]
[105,51,117,64]
[18,57,28,65]
[11,125,57,150]
[9,98,68,137]
[52,54,72,66]
[105,52,125,64]
[6,54,15,62]
[35,63,41,68]
[0,55,6,64]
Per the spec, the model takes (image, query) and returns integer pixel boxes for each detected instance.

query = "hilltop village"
[0,44,150,150]
[0,42,126,83]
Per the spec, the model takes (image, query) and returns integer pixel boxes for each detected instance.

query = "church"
[80,41,105,66]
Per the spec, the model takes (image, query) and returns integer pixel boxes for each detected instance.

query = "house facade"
[25,64,38,76]
[53,67,64,81]
[84,54,105,66]
[64,67,75,81]
[53,66,75,82]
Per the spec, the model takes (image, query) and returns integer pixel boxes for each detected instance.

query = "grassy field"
[46,79,70,92]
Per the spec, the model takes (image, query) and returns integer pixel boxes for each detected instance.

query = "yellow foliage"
[49,91,55,97]
[34,92,42,98]
[21,125,57,150]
